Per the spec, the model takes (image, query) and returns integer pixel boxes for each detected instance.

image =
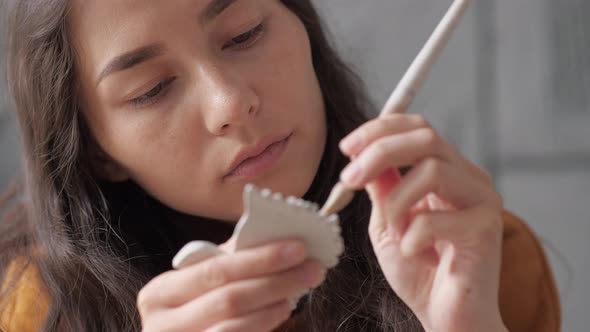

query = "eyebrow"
[200,0,237,24]
[96,0,237,86]
[96,44,164,86]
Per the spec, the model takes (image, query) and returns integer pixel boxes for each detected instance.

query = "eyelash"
[222,22,265,50]
[129,23,265,108]
[130,77,175,107]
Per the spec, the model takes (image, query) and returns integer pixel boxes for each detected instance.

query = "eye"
[222,23,265,50]
[130,77,175,108]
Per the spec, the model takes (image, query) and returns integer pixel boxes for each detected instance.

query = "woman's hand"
[137,240,324,332]
[339,114,507,332]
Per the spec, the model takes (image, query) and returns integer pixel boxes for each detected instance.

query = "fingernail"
[340,135,362,154]
[319,267,327,281]
[282,242,305,262]
[341,163,363,186]
[302,263,323,285]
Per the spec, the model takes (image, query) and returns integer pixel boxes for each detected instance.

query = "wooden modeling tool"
[320,0,472,216]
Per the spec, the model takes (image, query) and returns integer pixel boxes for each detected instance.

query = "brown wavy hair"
[0,1,423,331]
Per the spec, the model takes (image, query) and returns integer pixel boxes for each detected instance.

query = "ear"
[90,148,130,183]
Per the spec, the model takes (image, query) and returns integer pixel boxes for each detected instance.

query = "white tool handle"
[382,0,471,115]
[172,241,226,269]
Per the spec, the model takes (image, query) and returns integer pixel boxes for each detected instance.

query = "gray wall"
[1,1,589,330]
[0,10,17,191]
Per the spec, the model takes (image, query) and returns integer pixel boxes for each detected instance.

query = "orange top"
[0,258,50,332]
[1,211,560,331]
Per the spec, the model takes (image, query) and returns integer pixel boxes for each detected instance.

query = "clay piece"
[172,184,345,307]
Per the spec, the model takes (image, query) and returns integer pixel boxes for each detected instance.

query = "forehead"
[69,0,175,40]
[68,0,261,52]
[68,0,269,78]
[69,1,208,42]
[68,0,179,80]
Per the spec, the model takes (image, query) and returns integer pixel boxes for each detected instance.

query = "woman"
[0,0,559,331]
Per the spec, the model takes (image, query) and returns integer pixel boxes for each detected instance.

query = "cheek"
[88,106,208,188]
[85,97,243,219]
[257,14,324,118]
[99,120,225,215]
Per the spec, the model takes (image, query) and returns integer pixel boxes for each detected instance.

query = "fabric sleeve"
[0,258,49,332]
[499,211,561,332]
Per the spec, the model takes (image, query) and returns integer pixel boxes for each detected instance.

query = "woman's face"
[70,0,327,221]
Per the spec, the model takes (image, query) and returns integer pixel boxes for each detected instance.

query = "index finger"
[340,114,430,156]
[145,240,307,309]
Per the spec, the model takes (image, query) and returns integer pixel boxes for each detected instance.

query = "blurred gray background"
[1,0,589,330]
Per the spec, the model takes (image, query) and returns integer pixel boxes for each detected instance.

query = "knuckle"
[381,112,399,120]
[373,120,388,136]
[271,302,292,324]
[381,113,401,128]
[137,284,157,313]
[481,223,502,245]
[412,214,436,243]
[217,292,241,318]
[414,213,433,230]
[357,119,378,138]
[419,128,440,150]
[200,260,230,290]
[476,208,503,241]
[422,158,444,179]
[371,139,391,161]
[259,245,284,269]
[411,114,430,128]
[136,272,171,310]
[356,128,369,144]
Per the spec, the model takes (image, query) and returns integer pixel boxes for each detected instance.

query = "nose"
[197,63,260,136]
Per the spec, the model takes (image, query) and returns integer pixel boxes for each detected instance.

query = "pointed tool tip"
[320,182,355,216]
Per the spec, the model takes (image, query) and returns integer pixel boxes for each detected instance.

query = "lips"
[225,132,292,179]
